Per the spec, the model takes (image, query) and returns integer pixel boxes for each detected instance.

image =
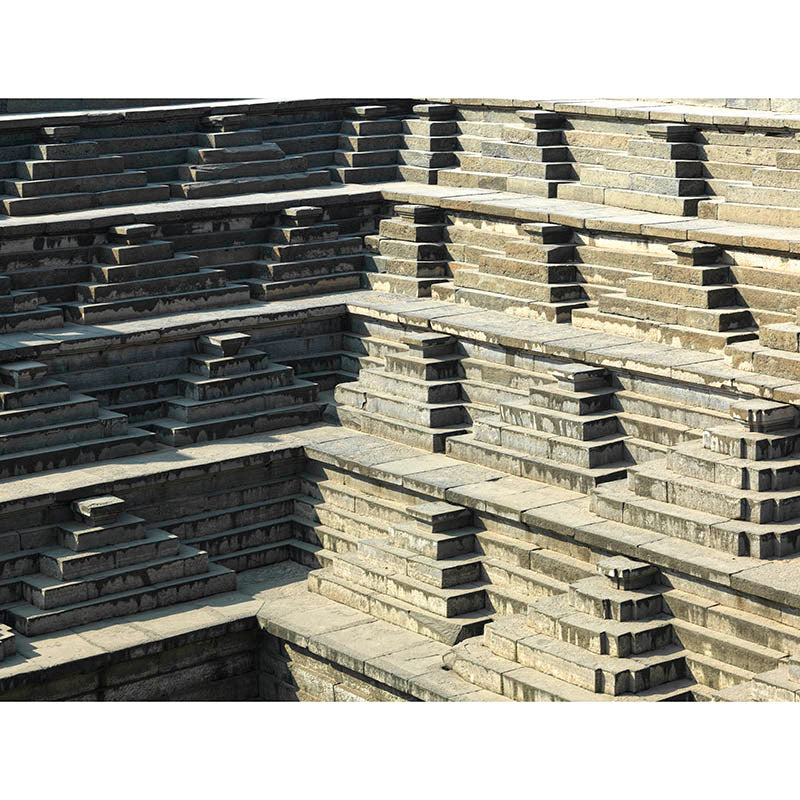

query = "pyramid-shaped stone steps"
[4,562,235,637]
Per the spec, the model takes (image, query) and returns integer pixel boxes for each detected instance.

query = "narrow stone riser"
[18,155,125,180]
[188,352,273,379]
[167,383,317,423]
[527,387,614,417]
[5,170,147,198]
[569,585,665,623]
[337,384,466,428]
[0,382,70,411]
[626,279,736,309]
[0,396,99,434]
[257,254,363,282]
[499,404,620,442]
[90,254,201,283]
[615,414,697,448]
[162,498,297,540]
[268,237,363,263]
[178,157,305,182]
[388,528,476,561]
[7,567,236,638]
[58,518,148,553]
[302,478,411,524]
[179,368,294,402]
[479,256,576,284]
[171,171,330,200]
[252,272,362,301]
[296,503,391,543]
[63,285,252,325]
[614,393,727,432]
[528,609,675,658]
[189,518,295,558]
[98,241,173,266]
[150,403,323,447]
[515,635,687,696]
[214,542,294,573]
[703,429,800,462]
[0,413,127,457]
[481,561,565,601]
[453,271,585,303]
[39,534,180,581]
[383,356,461,382]
[667,448,800,493]
[23,549,209,610]
[75,270,226,303]
[362,543,482,589]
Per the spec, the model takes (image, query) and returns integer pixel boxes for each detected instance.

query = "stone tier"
[1,125,169,216]
[591,399,800,559]
[63,223,252,324]
[334,331,473,452]
[0,359,155,478]
[396,103,459,185]
[169,114,331,199]
[433,221,589,323]
[143,331,325,446]
[244,205,365,301]
[331,106,403,184]
[1,495,235,636]
[364,204,450,298]
[573,241,759,354]
[439,109,576,198]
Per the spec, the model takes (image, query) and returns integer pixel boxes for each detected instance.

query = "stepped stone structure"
[9,97,800,703]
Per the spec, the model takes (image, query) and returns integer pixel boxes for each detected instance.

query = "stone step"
[481,140,570,163]
[75,268,227,303]
[334,149,398,167]
[18,155,126,180]
[39,529,180,581]
[96,239,172,265]
[498,399,620,442]
[527,383,616,416]
[336,404,470,453]
[89,253,201,283]
[486,614,686,696]
[168,170,330,199]
[625,277,737,309]
[569,575,665,622]
[446,432,628,494]
[0,393,99,433]
[4,169,147,198]
[329,550,488,618]
[176,364,294,402]
[479,253,577,282]
[255,253,363,281]
[437,169,511,192]
[337,133,402,151]
[4,562,235,637]
[442,286,585,323]
[614,389,730,432]
[330,165,399,183]
[481,559,568,606]
[365,253,448,279]
[0,184,169,216]
[616,410,699,448]
[307,567,491,645]
[177,156,306,181]
[527,593,674,658]
[246,272,363,301]
[57,512,148,552]
[267,236,362,262]
[166,380,318,422]
[185,514,296,559]
[388,521,479,561]
[188,143,284,164]
[335,382,467,428]
[145,400,324,447]
[194,130,262,148]
[453,268,585,303]
[21,544,209,610]
[62,284,252,324]
[458,154,573,180]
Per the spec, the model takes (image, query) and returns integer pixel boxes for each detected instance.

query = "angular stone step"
[336,383,466,428]
[168,170,330,199]
[5,562,235,637]
[4,170,147,198]
[75,268,227,303]
[89,253,201,283]
[178,156,306,182]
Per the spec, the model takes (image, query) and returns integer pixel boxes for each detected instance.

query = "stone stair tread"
[40,528,176,563]
[161,495,304,531]
[483,557,569,596]
[147,400,324,433]
[671,617,789,665]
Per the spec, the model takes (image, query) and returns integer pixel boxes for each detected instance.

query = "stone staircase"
[243,205,365,300]
[446,554,787,701]
[448,363,633,493]
[0,623,14,661]
[62,223,252,323]
[0,271,63,334]
[332,106,403,184]
[364,204,450,297]
[432,222,589,322]
[572,241,759,353]
[591,398,800,559]
[439,109,576,196]
[169,114,331,199]
[1,495,235,637]
[0,359,155,477]
[560,122,710,216]
[143,331,325,446]
[334,331,473,452]
[1,125,170,216]
[397,103,458,184]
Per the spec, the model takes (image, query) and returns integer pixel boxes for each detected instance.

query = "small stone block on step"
[550,362,608,390]
[522,222,571,244]
[0,360,48,388]
[412,103,456,120]
[400,331,454,355]
[395,204,441,223]
[72,495,126,524]
[109,224,157,244]
[668,240,721,266]
[646,123,696,142]
[729,399,798,433]
[280,206,324,226]
[347,105,389,118]
[201,114,248,131]
[516,110,564,129]
[39,125,80,142]
[598,556,658,590]
[198,331,251,357]
[407,501,472,532]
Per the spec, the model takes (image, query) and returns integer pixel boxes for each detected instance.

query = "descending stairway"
[1,125,170,216]
[0,359,155,478]
[573,240,759,353]
[143,331,325,446]
[169,114,331,199]
[62,223,251,323]
[2,495,235,636]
